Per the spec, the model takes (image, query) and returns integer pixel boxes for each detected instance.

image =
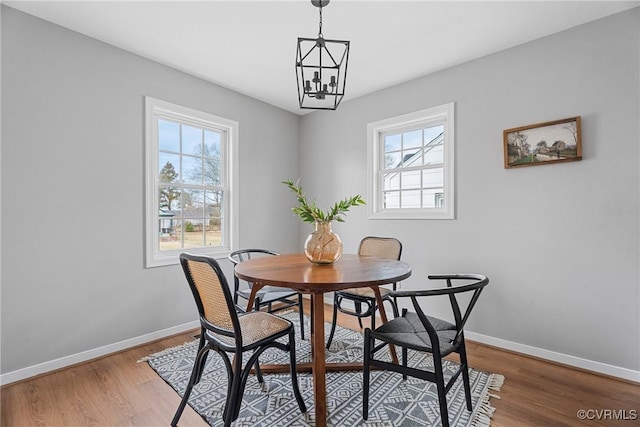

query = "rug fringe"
[470,373,505,427]
[137,340,195,363]
[488,373,505,391]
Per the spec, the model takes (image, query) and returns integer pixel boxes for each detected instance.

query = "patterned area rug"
[143,312,504,426]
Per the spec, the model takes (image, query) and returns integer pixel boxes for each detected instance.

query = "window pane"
[181,187,206,249]
[384,152,401,170]
[424,143,444,165]
[204,130,221,157]
[423,189,444,208]
[403,129,421,149]
[159,186,181,211]
[182,156,202,184]
[401,190,421,208]
[183,189,204,218]
[203,156,222,186]
[401,148,419,166]
[183,220,204,248]
[384,134,401,152]
[159,119,180,152]
[401,170,421,189]
[182,125,203,156]
[207,191,223,247]
[158,154,180,183]
[384,191,400,209]
[383,173,400,191]
[423,168,444,187]
[159,219,182,251]
[205,190,223,212]
[424,124,444,143]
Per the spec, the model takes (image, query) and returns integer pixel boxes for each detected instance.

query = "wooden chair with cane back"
[171,253,307,427]
[325,236,402,349]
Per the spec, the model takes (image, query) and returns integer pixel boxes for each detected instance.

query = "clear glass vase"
[304,221,343,264]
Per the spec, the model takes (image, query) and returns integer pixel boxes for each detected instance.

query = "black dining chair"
[363,274,489,427]
[326,236,402,349]
[172,253,307,427]
[229,249,306,339]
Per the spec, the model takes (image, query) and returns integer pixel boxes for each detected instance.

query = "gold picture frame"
[504,116,582,169]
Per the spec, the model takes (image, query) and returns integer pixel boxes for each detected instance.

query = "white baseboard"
[465,331,640,383]
[0,320,199,386]
[2,318,638,386]
[327,294,639,382]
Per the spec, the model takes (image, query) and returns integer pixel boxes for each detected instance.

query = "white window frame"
[367,102,455,220]
[144,97,238,268]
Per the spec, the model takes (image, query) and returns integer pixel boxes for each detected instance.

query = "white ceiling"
[5,1,639,115]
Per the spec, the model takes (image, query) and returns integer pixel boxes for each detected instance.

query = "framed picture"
[503,116,582,168]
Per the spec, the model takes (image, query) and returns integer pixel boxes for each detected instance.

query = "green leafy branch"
[282,179,366,224]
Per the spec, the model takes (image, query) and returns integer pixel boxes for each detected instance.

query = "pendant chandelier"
[295,0,350,110]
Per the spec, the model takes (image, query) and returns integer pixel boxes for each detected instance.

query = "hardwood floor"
[2,302,638,426]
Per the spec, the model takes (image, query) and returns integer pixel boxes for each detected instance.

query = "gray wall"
[300,8,639,372]
[2,4,639,380]
[1,6,301,375]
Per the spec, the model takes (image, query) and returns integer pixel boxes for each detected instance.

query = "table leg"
[311,293,327,427]
[371,287,399,364]
[245,282,265,312]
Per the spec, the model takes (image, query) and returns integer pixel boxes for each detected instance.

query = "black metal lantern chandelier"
[296,0,350,110]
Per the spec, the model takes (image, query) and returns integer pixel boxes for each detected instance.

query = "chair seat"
[372,312,457,355]
[209,311,291,347]
[338,286,392,299]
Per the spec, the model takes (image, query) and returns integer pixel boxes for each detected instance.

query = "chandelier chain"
[318,5,323,38]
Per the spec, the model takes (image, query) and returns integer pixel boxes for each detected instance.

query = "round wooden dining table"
[234,253,412,427]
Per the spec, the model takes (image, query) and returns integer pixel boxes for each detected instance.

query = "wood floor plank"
[2,301,638,426]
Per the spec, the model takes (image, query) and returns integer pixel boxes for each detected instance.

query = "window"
[367,102,455,219]
[145,97,238,267]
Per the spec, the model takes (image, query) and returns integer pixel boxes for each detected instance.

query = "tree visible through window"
[145,98,237,267]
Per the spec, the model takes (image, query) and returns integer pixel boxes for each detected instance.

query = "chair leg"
[212,352,235,425]
[193,331,207,383]
[224,355,243,427]
[171,344,211,426]
[310,297,314,335]
[402,347,408,380]
[233,360,257,421]
[362,328,371,420]
[355,301,364,329]
[433,355,450,427]
[288,329,308,413]
[458,339,473,411]
[254,358,264,384]
[326,293,340,349]
[298,293,305,340]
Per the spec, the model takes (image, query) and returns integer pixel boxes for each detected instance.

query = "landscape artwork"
[503,116,582,168]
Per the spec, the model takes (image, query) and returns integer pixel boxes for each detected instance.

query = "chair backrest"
[400,275,489,349]
[358,236,402,261]
[228,249,280,295]
[228,249,280,265]
[180,253,239,339]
